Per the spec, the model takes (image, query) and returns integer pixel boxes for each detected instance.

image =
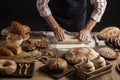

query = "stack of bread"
[106,34,120,49]
[0,42,22,56]
[1,21,30,41]
[0,21,30,56]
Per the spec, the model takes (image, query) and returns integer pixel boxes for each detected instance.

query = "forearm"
[44,15,60,30]
[84,18,96,32]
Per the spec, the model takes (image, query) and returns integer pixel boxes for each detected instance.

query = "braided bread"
[0,48,14,56]
[11,21,26,38]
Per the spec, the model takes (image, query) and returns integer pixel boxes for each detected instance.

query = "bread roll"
[0,48,14,56]
[5,43,22,55]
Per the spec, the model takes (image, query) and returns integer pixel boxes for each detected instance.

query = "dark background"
[0,0,120,32]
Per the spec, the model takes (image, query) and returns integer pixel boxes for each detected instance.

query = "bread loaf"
[98,27,120,40]
[0,47,14,56]
[65,47,99,64]
[5,43,22,55]
[11,21,26,38]
[47,58,68,74]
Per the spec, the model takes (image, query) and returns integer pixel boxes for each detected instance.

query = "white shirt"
[36,0,107,22]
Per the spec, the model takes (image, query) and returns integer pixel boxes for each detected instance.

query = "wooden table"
[0,31,120,80]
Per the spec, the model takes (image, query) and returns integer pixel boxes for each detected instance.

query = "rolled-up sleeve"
[90,0,107,22]
[36,0,51,17]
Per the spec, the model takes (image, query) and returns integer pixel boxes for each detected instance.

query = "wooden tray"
[74,61,112,80]
[116,63,120,73]
[39,65,74,79]
[0,62,35,78]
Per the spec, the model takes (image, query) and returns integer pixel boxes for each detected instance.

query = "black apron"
[46,0,87,31]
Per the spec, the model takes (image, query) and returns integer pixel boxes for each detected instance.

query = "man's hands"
[44,15,96,42]
[77,18,96,41]
[53,27,70,41]
[78,29,91,41]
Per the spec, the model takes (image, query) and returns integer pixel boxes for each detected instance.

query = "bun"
[0,47,14,56]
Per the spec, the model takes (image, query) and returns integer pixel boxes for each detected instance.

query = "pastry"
[25,43,36,51]
[0,47,14,56]
[35,41,49,49]
[28,38,42,44]
[0,59,17,75]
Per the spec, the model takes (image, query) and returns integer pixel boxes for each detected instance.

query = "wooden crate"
[74,61,112,80]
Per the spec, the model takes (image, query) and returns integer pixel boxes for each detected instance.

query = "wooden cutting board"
[55,34,91,44]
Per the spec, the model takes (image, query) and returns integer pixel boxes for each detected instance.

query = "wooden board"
[39,65,74,79]
[74,61,112,80]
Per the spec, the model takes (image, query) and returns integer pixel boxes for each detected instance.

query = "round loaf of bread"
[98,27,120,40]
[97,46,117,59]
[65,47,99,64]
[47,58,68,74]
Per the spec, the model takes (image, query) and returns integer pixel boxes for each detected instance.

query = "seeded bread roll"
[98,27,120,40]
